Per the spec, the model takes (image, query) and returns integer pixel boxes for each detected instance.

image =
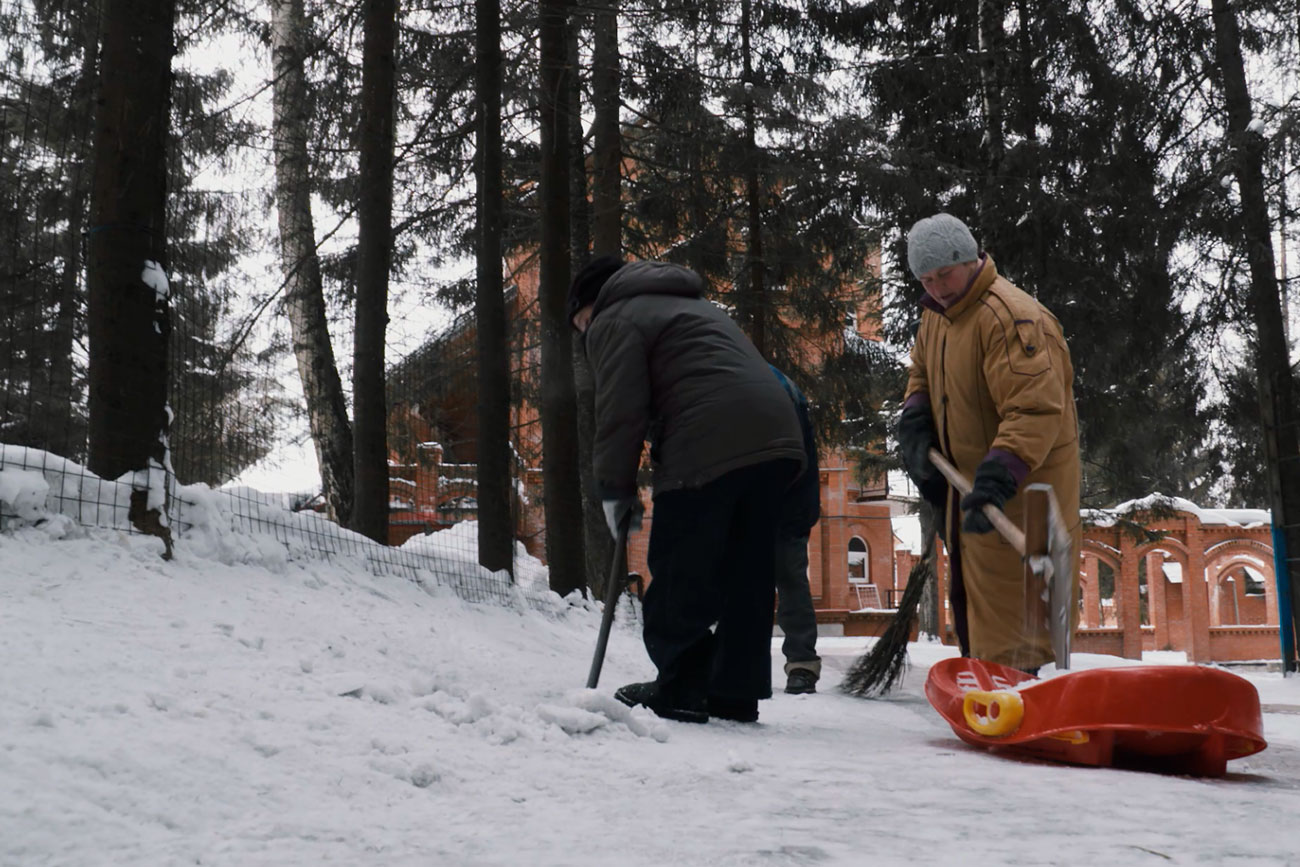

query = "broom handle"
[927,449,1027,556]
[585,515,630,689]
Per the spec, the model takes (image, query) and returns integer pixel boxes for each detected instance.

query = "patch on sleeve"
[1009,317,1051,375]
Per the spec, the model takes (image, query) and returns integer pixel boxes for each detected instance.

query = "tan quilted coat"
[904,255,1082,669]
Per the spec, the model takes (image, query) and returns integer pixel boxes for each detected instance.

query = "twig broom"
[840,514,938,698]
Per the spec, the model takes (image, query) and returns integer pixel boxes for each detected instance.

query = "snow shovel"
[928,449,1074,670]
[585,514,631,689]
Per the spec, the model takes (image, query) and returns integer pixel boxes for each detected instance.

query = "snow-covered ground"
[3,477,1300,865]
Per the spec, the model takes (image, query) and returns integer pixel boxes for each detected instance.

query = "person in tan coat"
[896,213,1081,672]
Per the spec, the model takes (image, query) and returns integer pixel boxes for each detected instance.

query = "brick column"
[813,512,828,604]
[1207,564,1222,626]
[813,472,830,604]
[1081,556,1100,628]
[1265,561,1280,626]
[1183,521,1211,663]
[828,519,844,610]
[1118,535,1142,659]
[826,472,845,609]
[1150,552,1170,651]
[1143,551,1162,628]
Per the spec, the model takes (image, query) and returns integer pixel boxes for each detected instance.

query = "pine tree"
[839,0,1220,506]
[0,0,100,460]
[1208,0,1300,671]
[475,0,515,575]
[86,0,174,482]
[577,0,621,597]
[618,0,900,456]
[538,0,586,594]
[351,0,399,543]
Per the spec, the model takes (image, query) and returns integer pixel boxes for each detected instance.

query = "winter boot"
[615,681,708,724]
[784,668,819,695]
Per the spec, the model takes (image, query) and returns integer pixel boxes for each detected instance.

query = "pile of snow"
[0,445,543,609]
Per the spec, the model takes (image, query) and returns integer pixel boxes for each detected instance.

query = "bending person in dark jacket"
[769,365,822,695]
[569,255,806,724]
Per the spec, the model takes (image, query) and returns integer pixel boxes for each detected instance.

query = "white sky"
[3,459,1300,865]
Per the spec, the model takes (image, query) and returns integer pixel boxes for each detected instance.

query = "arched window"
[848,536,869,584]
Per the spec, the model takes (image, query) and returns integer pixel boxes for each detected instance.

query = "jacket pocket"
[1009,318,1051,376]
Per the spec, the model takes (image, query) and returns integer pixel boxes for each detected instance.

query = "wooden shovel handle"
[927,449,1027,555]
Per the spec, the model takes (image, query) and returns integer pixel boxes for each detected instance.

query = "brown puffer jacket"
[584,261,806,499]
[904,255,1082,669]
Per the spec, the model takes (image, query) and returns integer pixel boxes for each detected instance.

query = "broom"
[840,512,938,698]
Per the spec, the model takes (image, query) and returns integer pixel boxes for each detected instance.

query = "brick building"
[908,496,1282,664]
[383,263,1286,666]
[384,246,915,619]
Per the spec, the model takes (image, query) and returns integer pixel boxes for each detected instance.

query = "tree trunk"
[570,5,614,595]
[687,25,708,279]
[568,15,590,264]
[475,0,514,576]
[351,0,398,544]
[977,0,1006,230]
[85,0,175,558]
[1015,0,1045,276]
[590,0,620,257]
[540,0,586,596]
[1281,131,1291,349]
[1211,0,1300,672]
[270,0,354,525]
[739,0,766,356]
[86,0,174,553]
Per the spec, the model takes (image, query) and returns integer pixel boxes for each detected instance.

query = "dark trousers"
[948,495,971,657]
[775,532,820,671]
[644,459,798,703]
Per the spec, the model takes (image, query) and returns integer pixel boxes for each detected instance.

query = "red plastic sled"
[924,658,1268,776]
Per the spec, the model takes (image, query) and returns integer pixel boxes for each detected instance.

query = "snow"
[892,512,921,554]
[1086,493,1270,528]
[142,259,170,300]
[3,471,1300,865]
[0,466,49,522]
[1162,561,1184,584]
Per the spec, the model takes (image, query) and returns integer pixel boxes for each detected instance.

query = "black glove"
[896,405,947,509]
[959,459,1018,534]
[602,496,644,538]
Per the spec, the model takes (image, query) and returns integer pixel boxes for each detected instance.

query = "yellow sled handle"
[962,690,1025,737]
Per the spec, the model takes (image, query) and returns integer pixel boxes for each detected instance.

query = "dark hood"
[591,261,705,320]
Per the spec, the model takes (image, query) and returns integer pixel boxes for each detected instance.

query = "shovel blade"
[1025,483,1074,671]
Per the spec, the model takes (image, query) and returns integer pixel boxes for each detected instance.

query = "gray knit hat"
[906,213,979,279]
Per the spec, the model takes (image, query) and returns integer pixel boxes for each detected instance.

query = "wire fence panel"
[0,0,550,608]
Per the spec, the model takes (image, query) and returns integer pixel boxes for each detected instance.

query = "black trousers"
[643,459,798,703]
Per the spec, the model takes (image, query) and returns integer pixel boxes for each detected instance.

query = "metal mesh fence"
[0,0,549,607]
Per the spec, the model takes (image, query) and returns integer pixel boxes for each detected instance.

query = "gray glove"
[602,496,643,538]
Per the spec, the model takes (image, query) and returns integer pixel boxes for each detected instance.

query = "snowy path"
[2,527,1300,866]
